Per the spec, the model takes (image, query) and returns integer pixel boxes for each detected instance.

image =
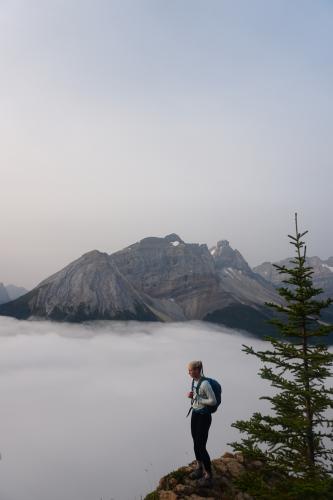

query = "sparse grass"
[159,467,188,490]
[167,467,187,483]
[144,491,159,500]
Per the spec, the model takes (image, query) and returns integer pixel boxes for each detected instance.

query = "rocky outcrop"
[0,283,10,305]
[145,452,266,499]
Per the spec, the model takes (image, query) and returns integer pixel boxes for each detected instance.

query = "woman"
[187,360,216,487]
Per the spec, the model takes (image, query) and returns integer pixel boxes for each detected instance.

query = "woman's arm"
[196,380,217,406]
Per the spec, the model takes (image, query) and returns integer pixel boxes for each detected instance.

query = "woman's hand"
[187,391,194,399]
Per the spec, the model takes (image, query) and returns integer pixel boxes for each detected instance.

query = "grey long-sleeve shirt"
[192,378,217,411]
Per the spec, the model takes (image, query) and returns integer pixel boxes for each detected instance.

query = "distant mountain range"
[0,234,332,339]
[254,256,333,325]
[0,283,28,305]
[254,256,333,300]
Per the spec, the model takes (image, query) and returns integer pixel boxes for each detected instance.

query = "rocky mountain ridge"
[1,234,331,336]
[254,256,333,324]
[253,256,333,306]
[254,256,333,290]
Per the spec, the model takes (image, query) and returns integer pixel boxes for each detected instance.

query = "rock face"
[211,240,252,273]
[145,451,265,499]
[0,251,163,321]
[112,234,232,320]
[0,283,10,305]
[202,241,280,335]
[112,234,216,301]
[211,240,279,305]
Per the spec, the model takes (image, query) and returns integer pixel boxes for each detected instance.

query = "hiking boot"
[197,475,213,488]
[188,467,204,479]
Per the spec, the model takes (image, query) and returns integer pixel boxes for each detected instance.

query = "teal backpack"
[187,376,222,416]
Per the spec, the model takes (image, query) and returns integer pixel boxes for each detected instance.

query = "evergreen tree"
[230,214,333,499]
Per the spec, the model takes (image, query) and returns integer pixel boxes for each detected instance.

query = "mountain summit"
[210,239,252,273]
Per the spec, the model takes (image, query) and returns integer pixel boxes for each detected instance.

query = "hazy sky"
[1,1,333,289]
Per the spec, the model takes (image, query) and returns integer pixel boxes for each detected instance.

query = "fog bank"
[0,318,274,499]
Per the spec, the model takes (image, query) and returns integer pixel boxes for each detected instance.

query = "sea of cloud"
[0,318,280,500]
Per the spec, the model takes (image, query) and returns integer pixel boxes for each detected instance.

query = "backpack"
[190,376,222,415]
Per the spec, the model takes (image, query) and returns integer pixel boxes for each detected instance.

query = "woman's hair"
[188,360,203,373]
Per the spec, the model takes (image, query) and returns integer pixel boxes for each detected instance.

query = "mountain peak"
[81,249,107,259]
[217,239,230,248]
[211,240,252,274]
[164,233,184,244]
[137,234,185,248]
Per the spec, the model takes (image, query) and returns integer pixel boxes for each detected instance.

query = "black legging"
[191,411,212,474]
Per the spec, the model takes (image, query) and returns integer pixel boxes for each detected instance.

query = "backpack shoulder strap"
[195,376,206,393]
[186,378,196,418]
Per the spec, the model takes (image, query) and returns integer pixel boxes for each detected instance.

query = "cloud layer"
[0,317,277,500]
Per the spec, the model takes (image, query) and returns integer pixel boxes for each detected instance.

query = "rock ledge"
[145,452,265,499]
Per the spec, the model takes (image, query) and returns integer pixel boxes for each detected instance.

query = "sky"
[0,318,273,499]
[1,0,333,289]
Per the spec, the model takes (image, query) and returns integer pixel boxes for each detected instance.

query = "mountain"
[0,250,179,322]
[203,240,280,334]
[210,240,278,304]
[111,233,232,320]
[0,234,300,336]
[6,284,28,301]
[111,234,280,334]
[0,283,10,305]
[0,283,28,305]
[254,256,333,299]
[254,256,333,323]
